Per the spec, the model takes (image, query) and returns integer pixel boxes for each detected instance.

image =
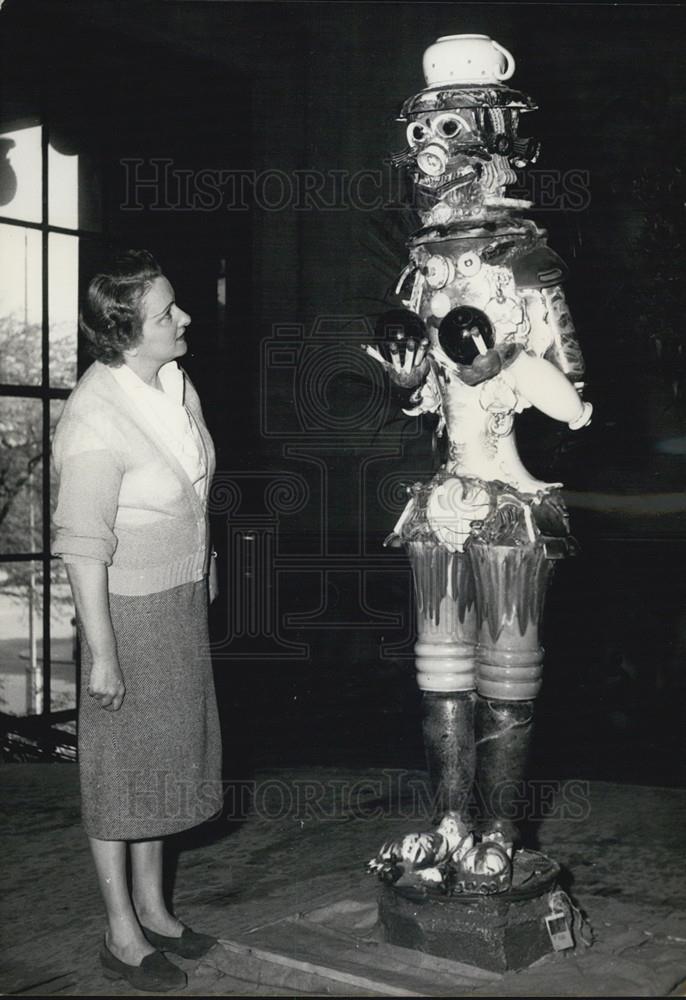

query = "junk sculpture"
[364,35,592,958]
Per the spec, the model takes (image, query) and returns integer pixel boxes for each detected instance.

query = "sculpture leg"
[422,691,475,819]
[468,541,555,848]
[406,541,477,824]
[474,695,534,846]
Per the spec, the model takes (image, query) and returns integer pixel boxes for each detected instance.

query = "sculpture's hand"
[362,335,430,389]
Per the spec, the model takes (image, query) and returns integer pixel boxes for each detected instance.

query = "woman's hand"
[64,563,123,710]
[87,656,126,711]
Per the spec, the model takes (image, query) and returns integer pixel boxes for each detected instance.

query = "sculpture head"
[395,36,539,226]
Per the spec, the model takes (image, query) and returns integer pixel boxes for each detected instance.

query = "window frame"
[0,121,103,728]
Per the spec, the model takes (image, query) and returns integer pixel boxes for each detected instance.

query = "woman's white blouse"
[109,361,207,497]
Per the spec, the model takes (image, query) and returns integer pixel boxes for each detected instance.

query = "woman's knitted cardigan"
[52,361,215,596]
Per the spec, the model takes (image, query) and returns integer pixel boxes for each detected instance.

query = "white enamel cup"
[423,35,516,86]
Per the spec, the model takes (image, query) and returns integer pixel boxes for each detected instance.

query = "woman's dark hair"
[80,249,162,363]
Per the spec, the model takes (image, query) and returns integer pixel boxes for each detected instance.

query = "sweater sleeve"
[52,418,124,565]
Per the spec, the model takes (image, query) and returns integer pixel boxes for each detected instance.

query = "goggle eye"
[439,119,460,138]
[406,122,428,146]
[432,114,465,139]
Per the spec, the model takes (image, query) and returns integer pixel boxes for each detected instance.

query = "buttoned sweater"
[52,361,215,596]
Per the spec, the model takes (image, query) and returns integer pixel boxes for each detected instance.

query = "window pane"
[48,139,102,232]
[47,561,77,715]
[0,225,42,385]
[79,152,103,233]
[0,397,43,554]
[0,559,42,716]
[49,233,78,388]
[48,142,77,230]
[49,405,77,715]
[0,125,41,224]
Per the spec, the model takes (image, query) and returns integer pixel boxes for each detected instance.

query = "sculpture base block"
[378,849,563,973]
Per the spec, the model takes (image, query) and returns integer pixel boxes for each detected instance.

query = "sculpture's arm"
[513,246,586,389]
[506,351,592,429]
[538,283,586,390]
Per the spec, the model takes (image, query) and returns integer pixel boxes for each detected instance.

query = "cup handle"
[492,40,515,81]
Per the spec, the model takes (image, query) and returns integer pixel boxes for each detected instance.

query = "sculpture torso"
[437,371,553,492]
[394,225,588,507]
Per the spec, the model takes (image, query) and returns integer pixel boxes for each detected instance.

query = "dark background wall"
[2,0,685,784]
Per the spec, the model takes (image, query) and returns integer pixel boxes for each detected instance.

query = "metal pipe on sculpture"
[365,34,593,969]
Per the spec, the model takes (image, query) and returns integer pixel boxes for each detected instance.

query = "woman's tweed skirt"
[78,580,222,840]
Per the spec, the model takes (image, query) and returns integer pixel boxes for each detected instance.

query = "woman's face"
[134,275,191,368]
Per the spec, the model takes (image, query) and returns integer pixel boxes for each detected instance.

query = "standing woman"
[53,250,222,991]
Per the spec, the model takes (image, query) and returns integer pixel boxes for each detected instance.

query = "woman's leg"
[131,838,184,936]
[89,837,155,965]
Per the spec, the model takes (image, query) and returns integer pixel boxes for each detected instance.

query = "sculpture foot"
[367,812,513,894]
[366,813,472,884]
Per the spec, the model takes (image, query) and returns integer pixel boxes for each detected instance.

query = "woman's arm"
[66,562,125,712]
[53,411,127,711]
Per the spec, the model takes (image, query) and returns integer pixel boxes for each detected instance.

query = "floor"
[1,763,686,996]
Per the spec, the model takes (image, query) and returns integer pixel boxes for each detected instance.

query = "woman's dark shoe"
[99,942,187,991]
[141,923,217,959]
